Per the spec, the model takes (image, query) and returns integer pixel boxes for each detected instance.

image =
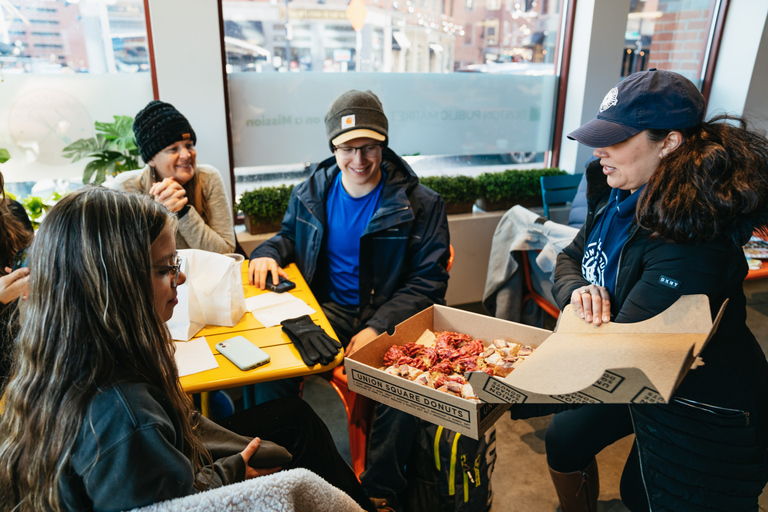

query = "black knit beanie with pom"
[133,100,197,164]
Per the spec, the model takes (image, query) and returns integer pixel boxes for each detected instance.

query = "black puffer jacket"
[553,161,768,511]
[251,148,450,336]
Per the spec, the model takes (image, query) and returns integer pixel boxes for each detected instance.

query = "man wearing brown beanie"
[248,89,451,511]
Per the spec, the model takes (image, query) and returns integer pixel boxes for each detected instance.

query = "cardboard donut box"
[344,295,724,440]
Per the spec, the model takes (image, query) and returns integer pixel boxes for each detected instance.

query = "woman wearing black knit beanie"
[106,100,235,254]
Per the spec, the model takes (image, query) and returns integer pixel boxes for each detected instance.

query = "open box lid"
[483,294,726,403]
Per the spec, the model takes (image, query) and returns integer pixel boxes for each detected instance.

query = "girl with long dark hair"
[0,187,374,512]
[0,170,32,388]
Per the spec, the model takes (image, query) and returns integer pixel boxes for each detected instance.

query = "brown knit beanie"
[133,100,197,163]
[325,90,388,152]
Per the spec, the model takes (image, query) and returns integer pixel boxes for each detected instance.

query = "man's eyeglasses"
[155,256,182,288]
[334,143,383,158]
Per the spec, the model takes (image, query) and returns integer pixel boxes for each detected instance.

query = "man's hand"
[346,326,380,356]
[240,437,282,480]
[149,177,188,213]
[0,267,30,305]
[570,284,611,326]
[248,257,289,289]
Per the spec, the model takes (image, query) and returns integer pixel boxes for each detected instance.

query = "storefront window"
[223,0,565,193]
[622,0,717,86]
[0,0,153,197]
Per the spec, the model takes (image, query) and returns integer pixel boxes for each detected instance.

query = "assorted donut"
[380,330,535,401]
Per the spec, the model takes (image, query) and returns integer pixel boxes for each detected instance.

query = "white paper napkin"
[246,292,316,327]
[174,337,219,377]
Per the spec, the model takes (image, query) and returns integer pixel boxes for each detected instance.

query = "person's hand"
[346,326,380,355]
[570,284,611,326]
[149,177,188,213]
[248,257,289,289]
[0,267,30,305]
[240,437,282,480]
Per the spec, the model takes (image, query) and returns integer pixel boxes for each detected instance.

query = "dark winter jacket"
[58,381,247,512]
[250,148,450,336]
[553,160,768,510]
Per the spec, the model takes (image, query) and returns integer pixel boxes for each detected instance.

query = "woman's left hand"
[149,178,188,214]
[571,284,611,326]
[240,437,282,479]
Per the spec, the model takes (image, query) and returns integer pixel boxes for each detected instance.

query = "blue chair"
[540,173,584,220]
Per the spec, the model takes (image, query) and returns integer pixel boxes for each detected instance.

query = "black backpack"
[404,423,496,512]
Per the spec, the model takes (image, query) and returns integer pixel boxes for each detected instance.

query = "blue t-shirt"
[323,172,385,306]
[582,186,643,297]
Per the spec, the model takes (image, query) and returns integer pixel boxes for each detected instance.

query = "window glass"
[0,0,153,197]
[622,0,716,86]
[223,0,565,194]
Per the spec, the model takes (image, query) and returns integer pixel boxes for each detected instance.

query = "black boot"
[548,457,599,512]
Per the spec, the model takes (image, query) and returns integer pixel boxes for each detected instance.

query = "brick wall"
[647,0,713,80]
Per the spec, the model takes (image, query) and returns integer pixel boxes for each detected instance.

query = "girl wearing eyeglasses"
[0,188,375,512]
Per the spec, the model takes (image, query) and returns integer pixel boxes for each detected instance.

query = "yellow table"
[179,262,342,396]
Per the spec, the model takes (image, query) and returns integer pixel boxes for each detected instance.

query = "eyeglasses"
[334,143,383,158]
[155,255,182,288]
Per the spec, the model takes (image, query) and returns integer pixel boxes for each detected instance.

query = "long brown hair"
[0,172,32,270]
[139,165,212,224]
[637,115,768,245]
[0,188,211,511]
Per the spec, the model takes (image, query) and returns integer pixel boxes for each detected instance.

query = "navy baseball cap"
[568,69,705,148]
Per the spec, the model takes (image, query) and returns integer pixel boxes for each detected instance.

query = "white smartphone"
[215,336,271,371]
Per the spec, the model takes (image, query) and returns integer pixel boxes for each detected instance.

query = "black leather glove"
[281,315,342,366]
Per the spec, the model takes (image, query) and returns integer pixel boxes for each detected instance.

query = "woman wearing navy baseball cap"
[545,69,768,511]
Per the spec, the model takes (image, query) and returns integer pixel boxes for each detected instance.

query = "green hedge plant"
[62,115,143,186]
[236,184,294,234]
[419,175,478,214]
[477,168,565,210]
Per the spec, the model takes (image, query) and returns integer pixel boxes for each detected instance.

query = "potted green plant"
[419,175,478,215]
[236,184,294,234]
[476,168,565,211]
[20,192,66,229]
[62,115,143,186]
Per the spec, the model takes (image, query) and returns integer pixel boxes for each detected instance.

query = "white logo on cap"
[599,87,618,113]
[341,115,355,129]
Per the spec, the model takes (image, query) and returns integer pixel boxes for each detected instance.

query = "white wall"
[558,0,630,175]
[707,0,768,133]
[146,0,233,204]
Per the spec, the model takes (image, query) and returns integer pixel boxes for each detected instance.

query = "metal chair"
[520,252,561,319]
[540,173,584,220]
[518,175,583,321]
[321,243,454,479]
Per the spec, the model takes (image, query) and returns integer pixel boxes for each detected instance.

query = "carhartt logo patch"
[599,87,618,113]
[182,133,191,139]
[341,115,355,128]
[659,275,680,289]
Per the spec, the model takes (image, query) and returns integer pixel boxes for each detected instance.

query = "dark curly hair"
[0,172,32,271]
[637,115,768,246]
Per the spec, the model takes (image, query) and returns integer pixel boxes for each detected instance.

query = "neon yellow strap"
[434,426,443,470]
[449,432,461,496]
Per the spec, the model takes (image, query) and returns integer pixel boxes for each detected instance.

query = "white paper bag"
[167,250,247,340]
[167,255,206,341]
